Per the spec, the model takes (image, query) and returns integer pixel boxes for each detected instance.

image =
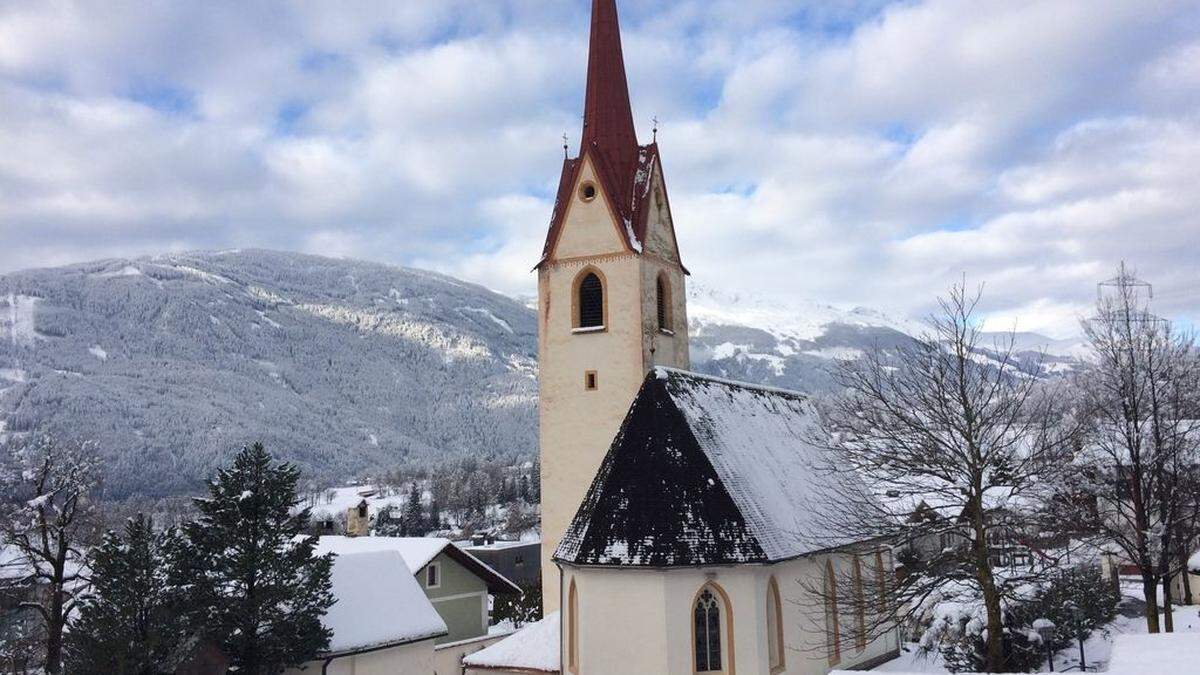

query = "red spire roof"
[539,0,682,270]
[581,0,639,204]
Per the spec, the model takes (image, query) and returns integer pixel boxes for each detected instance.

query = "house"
[283,550,446,675]
[313,537,521,645]
[461,538,541,587]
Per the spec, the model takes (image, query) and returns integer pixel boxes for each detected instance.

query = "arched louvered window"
[656,275,670,331]
[768,577,785,672]
[694,588,722,672]
[578,272,604,328]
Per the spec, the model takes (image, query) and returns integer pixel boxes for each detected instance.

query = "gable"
[640,163,680,264]
[549,155,631,260]
[555,373,767,566]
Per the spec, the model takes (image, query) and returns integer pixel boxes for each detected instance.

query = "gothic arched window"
[577,272,604,329]
[825,560,841,667]
[656,274,671,332]
[853,556,867,651]
[767,577,785,672]
[694,588,723,672]
[568,578,579,673]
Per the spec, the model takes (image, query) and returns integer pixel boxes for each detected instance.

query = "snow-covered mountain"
[0,251,1084,498]
[0,250,537,498]
[687,283,1086,393]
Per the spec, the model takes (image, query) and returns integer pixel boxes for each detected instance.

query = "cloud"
[0,0,1197,337]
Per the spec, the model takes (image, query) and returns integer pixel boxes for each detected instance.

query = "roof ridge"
[653,367,809,400]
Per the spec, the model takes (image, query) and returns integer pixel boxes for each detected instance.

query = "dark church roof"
[555,369,868,567]
[537,0,682,269]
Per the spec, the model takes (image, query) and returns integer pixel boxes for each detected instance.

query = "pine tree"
[180,443,334,674]
[64,515,184,675]
[402,483,423,536]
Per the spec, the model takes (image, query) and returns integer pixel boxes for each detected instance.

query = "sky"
[1,0,1197,338]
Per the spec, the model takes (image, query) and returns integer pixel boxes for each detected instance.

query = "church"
[466,1,900,673]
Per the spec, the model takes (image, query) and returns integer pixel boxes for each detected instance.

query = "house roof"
[314,536,521,595]
[555,368,872,567]
[324,550,447,655]
[538,1,682,269]
[462,611,560,673]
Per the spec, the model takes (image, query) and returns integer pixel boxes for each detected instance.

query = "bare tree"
[805,283,1079,672]
[1071,265,1200,633]
[0,436,102,674]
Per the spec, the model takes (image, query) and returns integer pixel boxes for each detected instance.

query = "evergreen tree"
[402,483,423,536]
[64,515,184,675]
[181,443,334,674]
[428,496,442,532]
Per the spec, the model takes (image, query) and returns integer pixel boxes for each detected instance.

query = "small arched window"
[767,577,785,672]
[694,588,722,672]
[825,560,841,667]
[568,579,579,673]
[578,272,604,329]
[656,275,671,332]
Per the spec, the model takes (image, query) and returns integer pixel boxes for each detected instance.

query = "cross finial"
[652,115,659,142]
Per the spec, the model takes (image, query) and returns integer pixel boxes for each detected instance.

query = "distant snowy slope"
[687,283,1084,393]
[0,250,537,498]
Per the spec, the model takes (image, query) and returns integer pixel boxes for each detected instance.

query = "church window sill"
[659,328,675,336]
[572,326,606,334]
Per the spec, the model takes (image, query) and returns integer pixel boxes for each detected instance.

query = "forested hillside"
[0,250,537,498]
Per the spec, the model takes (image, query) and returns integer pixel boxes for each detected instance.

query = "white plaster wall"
[563,554,899,675]
[283,639,436,675]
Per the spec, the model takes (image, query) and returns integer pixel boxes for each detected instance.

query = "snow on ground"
[88,345,108,362]
[460,307,513,333]
[304,484,409,521]
[0,368,27,383]
[872,578,1200,673]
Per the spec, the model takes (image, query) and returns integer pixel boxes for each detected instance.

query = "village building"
[490,1,905,673]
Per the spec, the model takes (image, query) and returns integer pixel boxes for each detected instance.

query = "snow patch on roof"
[463,611,560,672]
[315,536,448,575]
[325,550,446,653]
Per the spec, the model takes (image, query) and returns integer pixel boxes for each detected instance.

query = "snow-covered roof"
[463,611,560,673]
[1189,548,1200,573]
[316,536,447,574]
[556,367,871,567]
[314,536,521,594]
[324,550,447,654]
[303,485,408,520]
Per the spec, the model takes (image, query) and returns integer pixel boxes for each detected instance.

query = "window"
[825,560,841,667]
[568,579,579,673]
[853,557,867,651]
[585,371,598,391]
[580,182,597,202]
[425,562,440,589]
[577,272,604,329]
[768,577,785,672]
[656,275,671,332]
[694,589,722,672]
[875,550,888,615]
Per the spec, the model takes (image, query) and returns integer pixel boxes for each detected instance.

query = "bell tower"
[536,0,690,611]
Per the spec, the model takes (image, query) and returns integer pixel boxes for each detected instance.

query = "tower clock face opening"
[580,182,597,202]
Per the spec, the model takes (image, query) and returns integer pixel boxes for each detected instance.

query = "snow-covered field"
[874,579,1200,672]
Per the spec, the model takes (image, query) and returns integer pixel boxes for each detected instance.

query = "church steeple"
[581,0,639,199]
